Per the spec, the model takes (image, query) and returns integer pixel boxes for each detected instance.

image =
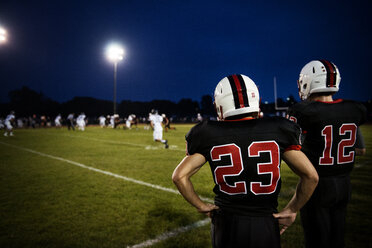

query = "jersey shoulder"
[341,100,367,121]
[186,120,210,141]
[287,101,314,116]
[262,116,302,141]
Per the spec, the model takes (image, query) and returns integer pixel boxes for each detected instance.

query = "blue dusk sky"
[0,0,371,103]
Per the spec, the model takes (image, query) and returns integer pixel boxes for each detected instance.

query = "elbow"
[172,173,179,185]
[172,171,183,185]
[309,172,319,188]
[303,169,319,189]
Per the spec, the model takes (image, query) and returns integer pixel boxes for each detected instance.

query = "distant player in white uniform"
[98,115,106,128]
[126,114,134,129]
[55,114,62,128]
[197,113,203,122]
[4,111,15,137]
[76,113,86,131]
[109,115,115,128]
[149,110,168,148]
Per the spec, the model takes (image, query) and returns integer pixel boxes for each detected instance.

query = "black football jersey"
[287,99,367,177]
[186,117,302,216]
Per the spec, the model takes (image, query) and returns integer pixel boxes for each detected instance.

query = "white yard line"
[126,218,210,248]
[0,141,212,202]
[0,141,213,247]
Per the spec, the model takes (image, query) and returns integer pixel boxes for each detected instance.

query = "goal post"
[273,77,289,111]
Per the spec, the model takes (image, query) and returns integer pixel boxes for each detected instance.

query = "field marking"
[127,218,210,248]
[0,141,214,247]
[0,141,213,204]
[45,133,185,152]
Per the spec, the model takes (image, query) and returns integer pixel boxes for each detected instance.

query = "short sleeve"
[280,118,302,151]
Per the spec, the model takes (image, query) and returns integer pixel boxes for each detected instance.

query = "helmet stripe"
[227,74,249,109]
[319,59,337,88]
[237,74,250,107]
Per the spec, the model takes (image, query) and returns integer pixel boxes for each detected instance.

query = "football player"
[126,114,136,129]
[162,113,175,132]
[98,115,106,128]
[4,111,15,136]
[172,74,319,248]
[67,113,75,131]
[287,60,367,248]
[76,113,86,131]
[149,109,168,149]
[54,114,62,128]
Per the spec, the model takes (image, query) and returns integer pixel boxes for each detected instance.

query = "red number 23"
[211,141,280,195]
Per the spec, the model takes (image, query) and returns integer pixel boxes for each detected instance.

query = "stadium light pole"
[0,26,7,44]
[106,44,125,115]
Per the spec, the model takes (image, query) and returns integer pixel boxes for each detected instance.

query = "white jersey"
[150,114,163,130]
[77,114,86,130]
[126,115,133,128]
[110,116,115,127]
[5,114,15,123]
[77,114,86,122]
[99,116,106,126]
[5,114,15,130]
[55,115,62,125]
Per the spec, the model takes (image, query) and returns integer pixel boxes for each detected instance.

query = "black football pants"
[211,209,281,248]
[300,174,351,248]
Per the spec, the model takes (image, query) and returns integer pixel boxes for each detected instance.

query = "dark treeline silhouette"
[0,87,212,121]
[1,86,371,121]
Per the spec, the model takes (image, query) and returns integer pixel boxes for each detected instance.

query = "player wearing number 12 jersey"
[287,60,367,248]
[172,74,318,248]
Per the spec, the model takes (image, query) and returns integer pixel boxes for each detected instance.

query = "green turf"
[0,124,371,247]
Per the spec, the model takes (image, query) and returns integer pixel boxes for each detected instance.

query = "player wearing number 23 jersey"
[287,60,367,248]
[173,74,318,248]
[186,116,302,215]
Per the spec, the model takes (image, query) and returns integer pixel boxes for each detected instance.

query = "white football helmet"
[214,74,260,120]
[298,60,341,100]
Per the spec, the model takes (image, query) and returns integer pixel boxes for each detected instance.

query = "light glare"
[0,27,6,44]
[106,44,125,62]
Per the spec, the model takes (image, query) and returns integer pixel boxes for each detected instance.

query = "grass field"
[0,123,371,248]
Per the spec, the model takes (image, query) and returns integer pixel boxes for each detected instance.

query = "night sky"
[0,0,371,104]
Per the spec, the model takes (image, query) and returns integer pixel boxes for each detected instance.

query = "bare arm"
[172,153,219,217]
[273,150,318,234]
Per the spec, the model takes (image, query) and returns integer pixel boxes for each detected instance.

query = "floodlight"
[106,44,125,62]
[105,43,126,115]
[0,27,7,43]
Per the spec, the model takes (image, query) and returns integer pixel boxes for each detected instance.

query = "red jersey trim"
[315,99,343,104]
[224,117,255,122]
[285,145,302,152]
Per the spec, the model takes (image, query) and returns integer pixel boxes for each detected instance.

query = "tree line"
[0,86,216,121]
[2,86,370,121]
